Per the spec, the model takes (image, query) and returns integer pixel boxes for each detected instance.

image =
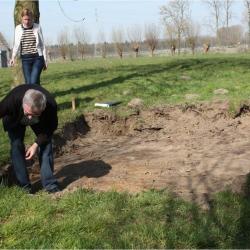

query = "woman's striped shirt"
[21,26,38,55]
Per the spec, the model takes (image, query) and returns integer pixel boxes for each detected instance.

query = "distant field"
[1,53,250,164]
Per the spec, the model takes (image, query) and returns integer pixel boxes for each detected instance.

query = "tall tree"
[144,23,159,57]
[165,23,177,55]
[204,0,223,44]
[58,29,69,60]
[74,26,90,60]
[223,0,233,28]
[245,0,250,48]
[112,28,125,59]
[160,0,190,55]
[127,25,142,58]
[184,20,200,55]
[13,0,40,86]
[97,30,107,58]
[222,0,234,46]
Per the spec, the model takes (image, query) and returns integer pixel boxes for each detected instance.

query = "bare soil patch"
[29,101,250,207]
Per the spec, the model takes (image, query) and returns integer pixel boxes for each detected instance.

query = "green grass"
[43,54,250,108]
[1,54,250,248]
[0,186,250,248]
[1,54,250,160]
[1,54,250,164]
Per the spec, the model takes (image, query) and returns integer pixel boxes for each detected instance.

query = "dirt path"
[31,101,250,208]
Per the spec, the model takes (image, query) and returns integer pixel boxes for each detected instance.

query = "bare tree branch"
[184,20,200,55]
[160,0,190,54]
[245,0,250,48]
[164,23,177,55]
[97,30,107,58]
[223,0,234,28]
[144,23,159,57]
[204,0,223,44]
[112,28,125,59]
[127,25,142,57]
[58,29,69,60]
[74,26,90,60]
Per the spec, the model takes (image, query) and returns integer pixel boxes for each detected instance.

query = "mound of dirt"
[7,101,250,208]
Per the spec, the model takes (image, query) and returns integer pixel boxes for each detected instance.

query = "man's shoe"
[47,187,61,194]
[23,184,33,194]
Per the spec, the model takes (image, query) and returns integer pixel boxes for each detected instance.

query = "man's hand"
[25,143,39,160]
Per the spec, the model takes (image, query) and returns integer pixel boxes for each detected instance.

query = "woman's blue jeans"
[21,55,45,85]
[7,125,58,192]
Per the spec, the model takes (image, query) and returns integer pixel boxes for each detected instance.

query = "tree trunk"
[13,0,40,87]
[192,46,195,55]
[151,48,154,57]
[178,31,181,55]
[247,1,250,49]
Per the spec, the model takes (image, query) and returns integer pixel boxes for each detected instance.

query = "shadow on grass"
[232,173,250,248]
[47,56,250,99]
[163,182,250,248]
[162,144,250,249]
[52,74,138,98]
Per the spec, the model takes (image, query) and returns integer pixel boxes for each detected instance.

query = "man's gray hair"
[23,89,47,112]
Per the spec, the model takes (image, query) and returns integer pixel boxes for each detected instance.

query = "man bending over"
[0,84,59,193]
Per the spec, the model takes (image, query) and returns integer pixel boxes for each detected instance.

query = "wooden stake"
[72,97,76,111]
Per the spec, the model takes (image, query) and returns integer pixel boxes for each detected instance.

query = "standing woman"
[10,8,47,85]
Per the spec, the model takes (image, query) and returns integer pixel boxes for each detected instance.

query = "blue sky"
[1,0,245,46]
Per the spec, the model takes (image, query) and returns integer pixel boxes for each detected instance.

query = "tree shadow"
[162,172,250,248]
[49,56,250,100]
[32,160,112,192]
[53,74,138,98]
[44,67,110,83]
[232,173,250,248]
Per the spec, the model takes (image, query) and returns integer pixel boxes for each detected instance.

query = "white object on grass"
[94,101,121,107]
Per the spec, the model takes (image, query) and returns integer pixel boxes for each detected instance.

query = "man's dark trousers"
[8,125,58,192]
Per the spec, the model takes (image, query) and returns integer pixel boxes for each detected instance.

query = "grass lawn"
[1,54,250,164]
[1,53,250,165]
[0,54,250,248]
[0,186,250,248]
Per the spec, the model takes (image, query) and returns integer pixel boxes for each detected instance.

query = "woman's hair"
[23,89,47,112]
[21,8,33,18]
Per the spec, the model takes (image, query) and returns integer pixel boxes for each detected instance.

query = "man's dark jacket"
[0,84,58,145]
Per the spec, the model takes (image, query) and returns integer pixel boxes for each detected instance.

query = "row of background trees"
[46,0,250,60]
[9,0,250,63]
[51,23,245,61]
